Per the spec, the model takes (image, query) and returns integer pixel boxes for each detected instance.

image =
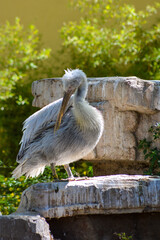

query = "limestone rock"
[31,76,160,163]
[0,215,52,240]
[32,77,160,113]
[15,175,160,219]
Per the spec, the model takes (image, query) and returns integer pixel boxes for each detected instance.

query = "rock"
[31,77,160,167]
[32,77,160,113]
[32,78,63,108]
[92,160,150,176]
[0,215,53,240]
[48,212,160,240]
[15,175,160,219]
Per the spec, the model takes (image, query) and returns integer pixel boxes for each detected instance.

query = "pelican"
[12,69,104,179]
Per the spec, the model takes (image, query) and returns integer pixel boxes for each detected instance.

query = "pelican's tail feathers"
[12,160,45,179]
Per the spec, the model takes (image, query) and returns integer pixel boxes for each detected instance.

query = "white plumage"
[12,69,104,179]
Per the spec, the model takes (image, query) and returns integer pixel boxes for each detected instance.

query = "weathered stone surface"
[0,215,52,240]
[32,78,62,108]
[90,102,138,161]
[32,77,160,113]
[31,77,160,163]
[15,175,160,219]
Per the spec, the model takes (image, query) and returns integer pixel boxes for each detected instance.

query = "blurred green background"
[0,0,160,214]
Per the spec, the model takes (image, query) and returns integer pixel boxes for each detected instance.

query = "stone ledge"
[0,215,52,240]
[32,77,160,113]
[15,175,160,219]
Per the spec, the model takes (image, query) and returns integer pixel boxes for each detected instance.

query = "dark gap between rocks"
[47,212,160,240]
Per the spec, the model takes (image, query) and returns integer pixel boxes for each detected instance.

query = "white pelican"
[12,69,104,179]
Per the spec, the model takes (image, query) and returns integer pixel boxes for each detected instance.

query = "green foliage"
[114,232,133,240]
[0,167,53,215]
[138,123,160,175]
[0,18,51,172]
[0,161,93,215]
[0,17,51,100]
[0,84,35,171]
[61,0,160,79]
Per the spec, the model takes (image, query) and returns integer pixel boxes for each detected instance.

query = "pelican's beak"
[54,89,74,132]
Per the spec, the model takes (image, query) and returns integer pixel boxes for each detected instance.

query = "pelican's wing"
[17,96,73,162]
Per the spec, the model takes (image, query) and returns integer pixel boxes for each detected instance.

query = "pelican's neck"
[73,80,101,130]
[73,80,88,103]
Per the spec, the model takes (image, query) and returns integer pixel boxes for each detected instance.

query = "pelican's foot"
[67,176,89,181]
[52,176,89,182]
[67,176,76,181]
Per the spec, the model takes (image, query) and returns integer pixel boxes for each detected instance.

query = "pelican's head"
[62,69,87,92]
[54,69,87,132]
